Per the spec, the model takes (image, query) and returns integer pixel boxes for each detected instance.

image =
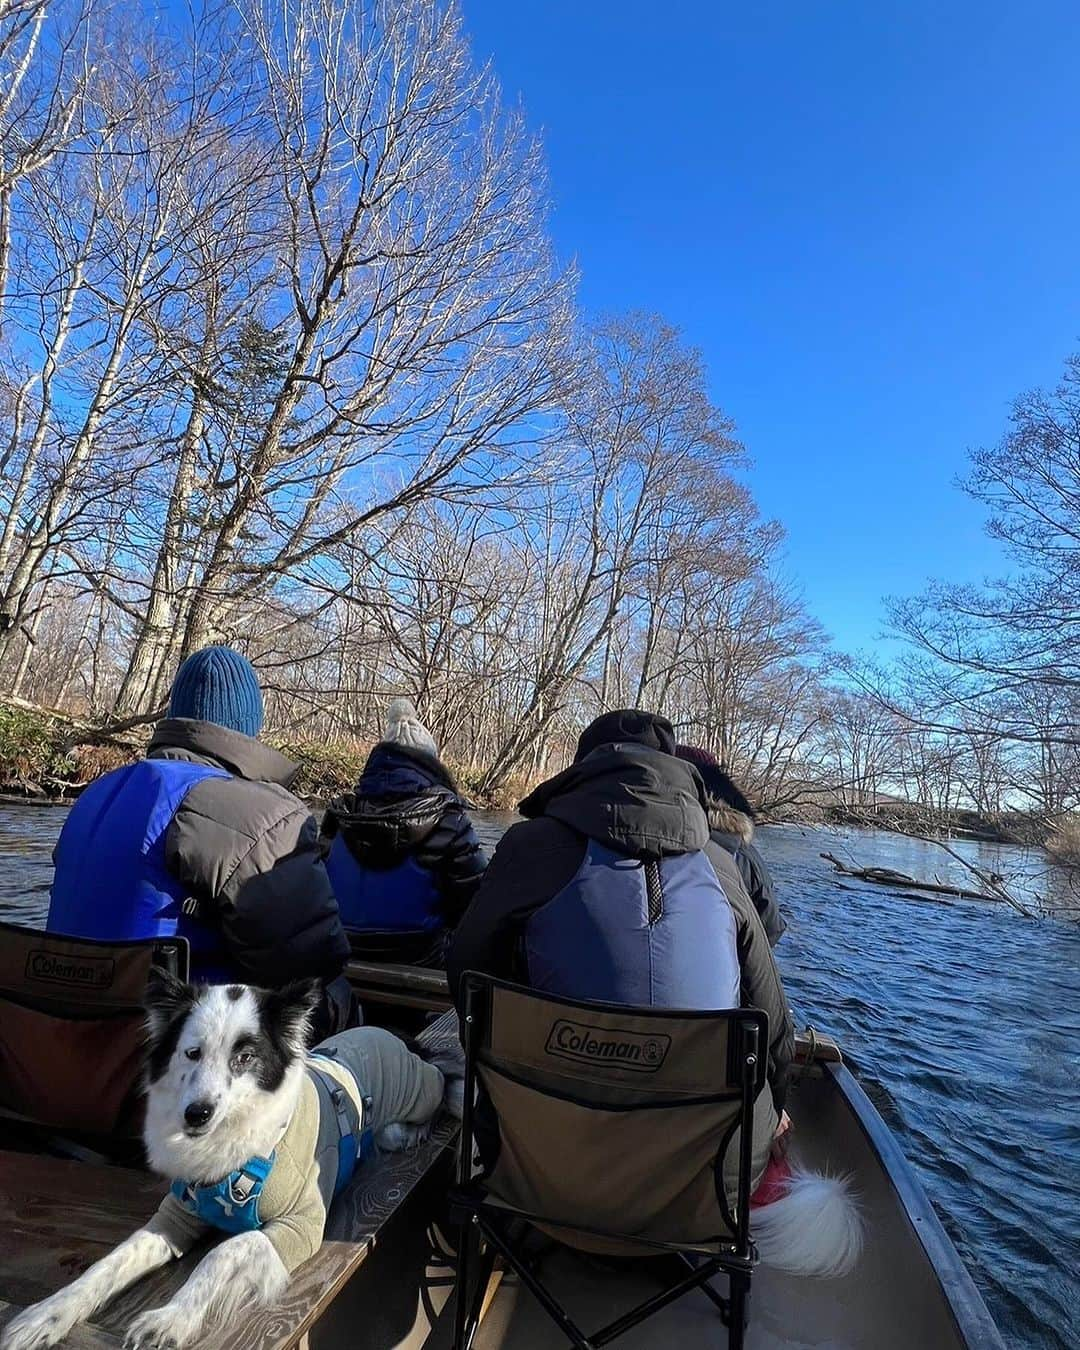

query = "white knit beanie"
[385,698,438,758]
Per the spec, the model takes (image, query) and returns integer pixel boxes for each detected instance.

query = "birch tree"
[161,0,573,669]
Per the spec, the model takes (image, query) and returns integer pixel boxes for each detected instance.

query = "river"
[1,805,1078,1349]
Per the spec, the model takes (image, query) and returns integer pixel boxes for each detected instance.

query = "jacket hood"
[518,743,710,860]
[706,801,755,845]
[147,718,299,788]
[328,742,460,867]
[575,709,677,762]
[356,741,459,796]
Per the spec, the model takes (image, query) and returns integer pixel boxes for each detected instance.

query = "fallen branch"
[3,693,164,750]
[821,852,1005,905]
[868,817,1040,919]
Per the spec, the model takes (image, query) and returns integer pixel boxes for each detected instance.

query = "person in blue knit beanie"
[167,645,265,739]
[48,645,354,1040]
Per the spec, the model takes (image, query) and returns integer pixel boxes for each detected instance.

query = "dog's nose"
[184,1100,215,1129]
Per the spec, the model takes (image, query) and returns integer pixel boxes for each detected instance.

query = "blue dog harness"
[170,1154,275,1235]
[170,1057,374,1236]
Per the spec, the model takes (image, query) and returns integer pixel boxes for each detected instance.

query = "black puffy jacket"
[146,718,354,1039]
[321,743,487,931]
[707,802,785,946]
[447,740,794,1110]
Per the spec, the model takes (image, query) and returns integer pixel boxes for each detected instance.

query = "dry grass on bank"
[248,736,536,810]
[0,701,536,810]
[1046,815,1080,865]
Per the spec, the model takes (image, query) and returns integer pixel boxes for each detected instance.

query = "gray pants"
[314,1026,445,1133]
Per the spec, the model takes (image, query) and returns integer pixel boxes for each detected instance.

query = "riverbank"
[820,800,1054,848]
[0,701,527,809]
[2,699,1075,845]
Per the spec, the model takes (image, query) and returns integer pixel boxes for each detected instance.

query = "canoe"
[0,956,1008,1350]
[347,962,1007,1350]
[429,1053,1007,1349]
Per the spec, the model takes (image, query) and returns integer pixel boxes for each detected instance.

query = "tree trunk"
[114,385,205,714]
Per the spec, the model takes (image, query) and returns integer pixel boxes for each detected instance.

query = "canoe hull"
[411,1050,1005,1350]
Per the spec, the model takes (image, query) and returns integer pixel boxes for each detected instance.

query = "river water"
[1,804,1078,1349]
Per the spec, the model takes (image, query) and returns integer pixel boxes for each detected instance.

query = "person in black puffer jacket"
[447,710,794,1171]
[48,646,355,1042]
[675,744,785,946]
[321,700,487,966]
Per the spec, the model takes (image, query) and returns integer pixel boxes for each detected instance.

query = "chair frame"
[449,974,765,1350]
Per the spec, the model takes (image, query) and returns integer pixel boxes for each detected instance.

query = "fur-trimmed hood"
[705,799,755,846]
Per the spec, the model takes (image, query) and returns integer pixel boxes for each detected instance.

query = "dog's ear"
[261,978,322,1054]
[144,966,196,1045]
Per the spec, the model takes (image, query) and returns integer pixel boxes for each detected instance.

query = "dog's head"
[142,971,321,1182]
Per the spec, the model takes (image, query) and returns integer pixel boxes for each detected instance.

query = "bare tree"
[165,0,573,666]
[0,0,98,315]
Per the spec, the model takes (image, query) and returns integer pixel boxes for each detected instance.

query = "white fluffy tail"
[751,1165,863,1278]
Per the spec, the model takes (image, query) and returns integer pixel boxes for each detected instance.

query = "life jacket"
[325,836,443,933]
[47,758,234,980]
[523,839,741,1008]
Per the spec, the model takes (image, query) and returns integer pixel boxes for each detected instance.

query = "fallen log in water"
[821,852,1005,904]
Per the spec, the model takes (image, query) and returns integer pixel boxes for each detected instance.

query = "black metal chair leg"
[727,1270,750,1350]
[462,1237,497,1350]
[677,1253,730,1317]
[452,1216,475,1350]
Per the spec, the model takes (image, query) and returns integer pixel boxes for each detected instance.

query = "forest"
[2,0,1078,846]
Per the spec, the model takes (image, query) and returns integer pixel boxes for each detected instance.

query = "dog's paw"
[443,1074,465,1120]
[1,1295,84,1350]
[375,1120,431,1153]
[124,1306,199,1350]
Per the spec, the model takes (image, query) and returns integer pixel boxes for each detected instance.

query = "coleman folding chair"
[449,974,769,1350]
[0,921,188,1147]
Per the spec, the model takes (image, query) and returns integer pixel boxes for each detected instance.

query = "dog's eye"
[234,1050,254,1068]
[184,1047,201,1062]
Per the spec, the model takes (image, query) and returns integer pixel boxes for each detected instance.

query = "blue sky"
[461,0,1080,651]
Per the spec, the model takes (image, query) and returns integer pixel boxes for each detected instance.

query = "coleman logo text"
[26,950,115,988]
[545,1019,670,1073]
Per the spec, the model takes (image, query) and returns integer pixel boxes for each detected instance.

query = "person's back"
[48,646,353,1037]
[447,708,794,1177]
[675,745,785,945]
[321,700,486,965]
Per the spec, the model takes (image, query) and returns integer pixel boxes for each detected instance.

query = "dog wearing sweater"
[1,973,458,1350]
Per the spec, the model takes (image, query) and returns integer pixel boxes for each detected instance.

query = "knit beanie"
[385,698,438,758]
[674,743,718,770]
[168,646,264,739]
[574,709,677,762]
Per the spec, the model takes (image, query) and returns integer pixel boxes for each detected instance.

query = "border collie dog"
[1,973,459,1350]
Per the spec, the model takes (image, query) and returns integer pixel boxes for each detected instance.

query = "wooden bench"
[0,1012,461,1350]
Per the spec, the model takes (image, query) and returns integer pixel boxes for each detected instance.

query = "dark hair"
[675,745,755,819]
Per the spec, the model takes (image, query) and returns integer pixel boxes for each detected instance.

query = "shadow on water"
[2,806,1078,1349]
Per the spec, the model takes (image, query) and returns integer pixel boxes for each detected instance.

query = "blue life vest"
[325,837,442,933]
[48,758,233,980]
[523,839,741,1009]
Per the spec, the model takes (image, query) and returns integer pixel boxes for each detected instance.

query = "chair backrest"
[0,922,188,1136]
[460,974,770,1254]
